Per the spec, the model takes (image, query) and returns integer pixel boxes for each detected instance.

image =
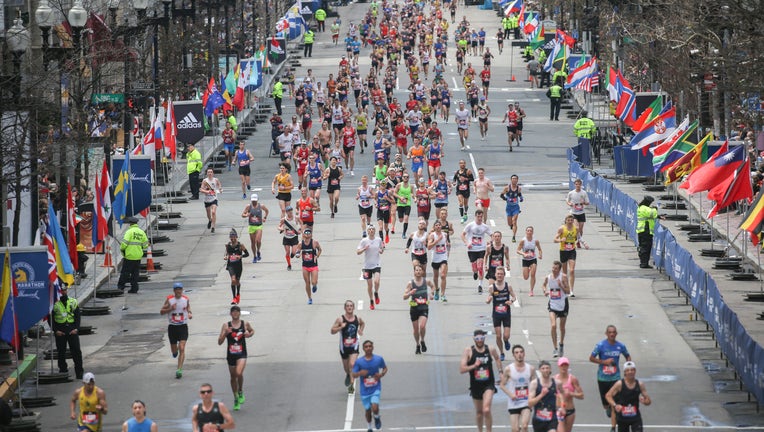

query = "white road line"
[291,424,764,432]
[468,152,478,174]
[357,299,364,310]
[451,76,458,91]
[522,328,533,345]
[489,219,495,227]
[343,380,356,430]
[396,77,399,90]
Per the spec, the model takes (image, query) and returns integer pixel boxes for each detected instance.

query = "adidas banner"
[173,100,205,145]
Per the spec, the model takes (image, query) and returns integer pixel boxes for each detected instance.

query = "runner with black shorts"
[453,160,475,223]
[484,231,510,287]
[235,141,254,199]
[517,226,542,296]
[357,226,385,310]
[160,282,192,379]
[462,210,492,293]
[460,329,503,432]
[224,229,249,304]
[325,157,344,219]
[486,267,516,361]
[404,264,434,355]
[357,176,375,238]
[331,300,366,393]
[543,261,571,359]
[375,181,394,244]
[217,305,254,411]
[278,207,301,271]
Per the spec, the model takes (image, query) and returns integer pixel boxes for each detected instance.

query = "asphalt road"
[29,2,764,431]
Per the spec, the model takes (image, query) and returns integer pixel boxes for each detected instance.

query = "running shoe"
[176,369,182,379]
[287,265,292,271]
[552,348,559,358]
[415,344,421,355]
[247,184,251,190]
[569,291,575,298]
[362,231,367,238]
[345,374,351,387]
[312,285,318,293]
[504,340,510,351]
[238,392,245,404]
[374,292,380,304]
[207,220,212,229]
[528,291,534,297]
[242,193,246,199]
[581,240,590,250]
[434,290,439,301]
[235,295,240,304]
[257,252,261,260]
[512,235,516,243]
[348,383,355,394]
[231,299,236,305]
[477,285,483,294]
[334,205,338,213]
[351,170,355,176]
[420,341,427,353]
[308,298,313,305]
[252,257,258,263]
[391,229,395,234]
[473,272,478,280]
[172,351,178,358]
[442,295,447,302]
[559,344,564,357]
[461,215,468,224]
[374,416,382,430]
[500,353,505,361]
[233,400,241,411]
[211,227,215,233]
[402,232,406,239]
[576,240,582,249]
[369,302,375,311]
[331,213,335,218]
[385,234,390,243]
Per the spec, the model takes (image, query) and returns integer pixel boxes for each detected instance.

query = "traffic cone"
[101,245,114,268]
[145,247,157,273]
[510,74,516,82]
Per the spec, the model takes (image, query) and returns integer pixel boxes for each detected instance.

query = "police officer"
[636,196,659,269]
[573,111,597,147]
[52,285,84,378]
[315,8,326,32]
[186,143,203,200]
[118,216,149,293]
[303,28,315,57]
[546,82,562,121]
[272,79,284,116]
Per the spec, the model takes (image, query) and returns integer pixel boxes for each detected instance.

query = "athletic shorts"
[505,204,520,217]
[467,250,484,263]
[456,188,470,198]
[362,267,381,279]
[522,258,537,268]
[302,265,318,273]
[359,206,373,217]
[548,298,569,318]
[531,418,558,432]
[492,313,511,328]
[238,165,251,176]
[560,249,577,263]
[409,305,429,321]
[428,160,441,168]
[470,382,496,400]
[479,117,488,123]
[283,236,299,246]
[168,324,188,344]
[431,260,447,270]
[248,225,263,234]
[224,143,234,153]
[204,200,218,208]
[597,380,618,407]
[572,212,586,222]
[340,346,359,359]
[343,145,355,156]
[475,198,490,209]
[227,261,243,279]
[507,125,518,133]
[412,162,423,174]
[327,184,341,193]
[360,389,381,410]
[508,406,531,416]
[226,353,247,367]
[397,206,411,218]
[411,253,428,265]
[377,209,391,221]
[277,192,292,202]
[485,266,501,281]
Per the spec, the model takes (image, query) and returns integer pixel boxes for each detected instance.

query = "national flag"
[251,49,265,89]
[614,70,636,126]
[0,250,20,351]
[138,111,157,167]
[165,98,177,161]
[204,80,226,117]
[224,65,238,97]
[631,97,663,132]
[739,189,764,246]
[517,3,525,29]
[66,183,78,272]
[650,117,693,159]
[46,202,75,286]
[663,132,715,185]
[269,35,285,56]
[504,0,522,16]
[556,29,576,48]
[112,151,131,227]
[153,110,164,150]
[523,11,538,34]
[565,57,599,92]
[544,40,567,72]
[529,23,545,49]
[233,60,251,111]
[706,155,753,218]
[629,102,676,150]
[606,67,619,102]
[681,143,746,194]
[202,77,214,107]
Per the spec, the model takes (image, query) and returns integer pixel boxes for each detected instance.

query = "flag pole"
[5,246,24,414]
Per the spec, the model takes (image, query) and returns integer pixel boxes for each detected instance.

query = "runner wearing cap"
[297,228,322,304]
[590,325,632,432]
[242,194,269,263]
[278,206,301,271]
[217,306,254,411]
[160,282,193,378]
[200,168,222,233]
[605,361,651,432]
[224,229,250,304]
[554,357,584,432]
[70,372,108,432]
[460,329,503,432]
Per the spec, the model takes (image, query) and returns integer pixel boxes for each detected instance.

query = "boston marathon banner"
[111,155,153,217]
[1,247,50,331]
[173,101,204,146]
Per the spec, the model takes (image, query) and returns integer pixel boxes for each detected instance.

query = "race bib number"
[494,304,508,314]
[535,409,553,421]
[229,343,243,354]
[415,297,428,305]
[250,216,261,224]
[490,258,502,267]
[474,368,489,381]
[437,192,446,200]
[525,251,535,259]
[171,313,184,323]
[414,248,426,255]
[622,405,638,417]
[303,252,314,262]
[379,203,390,211]
[564,243,575,251]
[458,184,468,191]
[471,237,483,246]
[574,203,584,211]
[550,289,561,300]
[360,198,371,207]
[602,365,617,375]
[363,376,378,387]
[515,386,529,399]
[310,177,319,184]
[458,119,467,126]
[239,159,249,166]
[435,244,447,254]
[331,179,339,185]
[302,210,311,219]
[343,337,357,347]
[82,412,99,425]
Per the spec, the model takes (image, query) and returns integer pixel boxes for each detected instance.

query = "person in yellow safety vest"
[272,80,284,115]
[636,196,660,268]
[118,216,149,293]
[186,142,203,200]
[502,16,512,39]
[510,14,520,39]
[303,28,315,58]
[227,112,238,132]
[52,285,84,378]
[315,8,326,32]
[552,69,568,86]
[522,45,533,60]
[573,111,597,140]
[547,83,562,120]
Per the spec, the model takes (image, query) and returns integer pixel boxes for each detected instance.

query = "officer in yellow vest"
[573,110,597,144]
[52,285,84,378]
[186,142,202,199]
[303,28,315,57]
[272,79,284,116]
[70,372,108,432]
[546,83,562,121]
[118,216,149,293]
[511,14,520,39]
[636,196,660,268]
[315,8,327,32]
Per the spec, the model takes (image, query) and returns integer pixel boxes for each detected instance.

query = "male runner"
[499,345,534,432]
[605,361,652,432]
[485,266,516,361]
[160,282,192,379]
[331,300,365,393]
[455,101,471,150]
[453,160,475,223]
[543,260,571,358]
[566,179,590,248]
[217,306,254,411]
[357,225,385,310]
[352,340,388,432]
[590,325,632,432]
[403,264,435,355]
[462,209,492,293]
[242,194,269,263]
[460,329,504,432]
[473,167,494,218]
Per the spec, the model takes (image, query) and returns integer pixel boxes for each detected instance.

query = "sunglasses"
[473,335,486,341]
[200,390,212,394]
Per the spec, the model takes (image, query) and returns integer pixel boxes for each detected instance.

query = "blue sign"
[111,156,153,216]
[1,247,50,332]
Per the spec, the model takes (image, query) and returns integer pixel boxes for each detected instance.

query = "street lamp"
[6,17,30,100]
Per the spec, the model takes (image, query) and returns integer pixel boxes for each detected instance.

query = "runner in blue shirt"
[352,340,388,432]
[589,325,632,432]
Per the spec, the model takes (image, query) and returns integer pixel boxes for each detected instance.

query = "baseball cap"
[82,372,95,383]
[473,329,487,336]
[285,206,293,211]
[623,361,636,370]
[250,194,259,201]
[557,357,570,366]
[173,282,183,289]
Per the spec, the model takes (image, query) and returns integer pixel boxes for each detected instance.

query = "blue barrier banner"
[686,259,705,311]
[111,156,153,216]
[751,342,764,403]
[624,196,637,245]
[614,146,625,175]
[652,224,667,269]
[675,247,692,290]
[0,247,50,332]
[601,181,613,220]
[568,161,583,190]
[573,140,592,167]
[663,233,677,281]
[616,145,655,176]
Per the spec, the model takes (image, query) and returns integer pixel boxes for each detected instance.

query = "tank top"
[125,417,155,432]
[430,231,448,263]
[487,244,506,270]
[434,179,449,204]
[248,204,263,226]
[521,236,538,260]
[547,272,567,311]
[468,346,494,388]
[454,169,472,192]
[195,402,224,428]
[276,172,293,192]
[298,197,314,222]
[408,277,429,307]
[301,239,318,267]
[615,379,642,422]
[397,183,412,207]
[533,378,558,422]
[416,188,431,211]
[428,142,441,161]
[332,106,345,124]
[236,149,251,166]
[559,225,577,251]
[410,146,424,163]
[77,387,102,431]
[226,321,247,356]
[166,294,190,325]
[411,231,427,256]
[505,184,521,205]
[328,166,341,186]
[374,164,387,182]
[376,190,391,211]
[358,185,373,208]
[339,315,360,351]
[282,217,299,239]
[491,282,511,316]
[226,242,245,265]
[506,363,532,410]
[307,163,323,187]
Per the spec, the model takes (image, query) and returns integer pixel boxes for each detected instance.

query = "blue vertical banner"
[111,155,153,217]
[0,248,50,332]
